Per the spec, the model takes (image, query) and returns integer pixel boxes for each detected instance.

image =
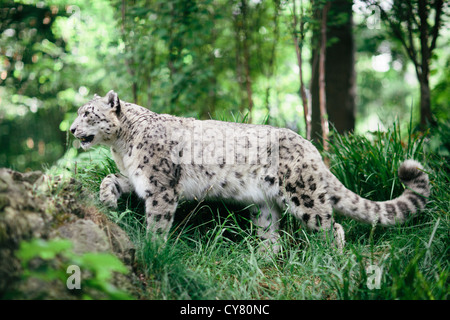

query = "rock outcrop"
[0,168,138,299]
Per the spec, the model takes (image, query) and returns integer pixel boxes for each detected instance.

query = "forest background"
[0,0,448,172]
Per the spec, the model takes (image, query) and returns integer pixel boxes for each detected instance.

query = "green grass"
[59,122,449,300]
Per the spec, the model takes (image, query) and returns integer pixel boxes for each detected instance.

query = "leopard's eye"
[84,111,90,117]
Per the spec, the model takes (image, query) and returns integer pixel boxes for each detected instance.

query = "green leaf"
[77,252,128,282]
[17,239,73,264]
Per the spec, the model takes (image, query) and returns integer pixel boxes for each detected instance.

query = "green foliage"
[319,241,449,300]
[325,119,427,201]
[0,0,117,171]
[15,238,132,300]
[138,236,216,299]
[1,0,449,171]
[17,238,73,263]
[71,252,131,300]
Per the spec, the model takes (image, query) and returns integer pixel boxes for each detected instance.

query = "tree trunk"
[417,0,435,128]
[121,0,138,104]
[311,0,355,142]
[419,76,432,128]
[311,46,321,142]
[265,0,281,123]
[292,0,311,140]
[233,10,245,114]
[323,0,355,134]
[318,2,331,153]
[241,0,254,120]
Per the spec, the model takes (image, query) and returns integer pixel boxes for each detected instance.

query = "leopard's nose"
[70,127,76,134]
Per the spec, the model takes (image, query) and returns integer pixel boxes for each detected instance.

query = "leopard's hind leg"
[287,197,345,250]
[251,203,282,255]
[281,170,345,250]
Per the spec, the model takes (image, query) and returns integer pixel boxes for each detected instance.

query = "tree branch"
[377,3,421,76]
[405,1,420,32]
[417,0,430,78]
[405,3,419,76]
[429,0,443,52]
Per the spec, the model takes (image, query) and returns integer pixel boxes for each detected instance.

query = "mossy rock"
[0,168,138,299]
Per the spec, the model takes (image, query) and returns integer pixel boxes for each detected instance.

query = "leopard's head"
[70,90,121,149]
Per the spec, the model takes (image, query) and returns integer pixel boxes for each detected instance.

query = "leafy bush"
[14,238,132,300]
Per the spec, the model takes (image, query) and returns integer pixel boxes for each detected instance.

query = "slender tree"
[120,0,138,104]
[241,0,254,118]
[233,0,254,119]
[264,0,281,121]
[318,1,331,153]
[292,0,312,140]
[371,0,445,128]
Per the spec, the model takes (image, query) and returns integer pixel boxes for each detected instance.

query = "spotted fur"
[70,91,430,253]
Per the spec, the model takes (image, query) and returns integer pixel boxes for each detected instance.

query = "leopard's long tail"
[327,160,430,226]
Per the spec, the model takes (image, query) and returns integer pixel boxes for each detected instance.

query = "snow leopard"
[70,90,430,253]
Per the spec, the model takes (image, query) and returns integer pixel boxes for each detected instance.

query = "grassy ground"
[58,122,449,300]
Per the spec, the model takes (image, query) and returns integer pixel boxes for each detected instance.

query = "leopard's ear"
[106,90,121,116]
[93,93,101,99]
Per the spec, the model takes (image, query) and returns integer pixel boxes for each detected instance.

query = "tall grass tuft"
[325,120,427,201]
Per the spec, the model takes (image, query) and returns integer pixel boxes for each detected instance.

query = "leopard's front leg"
[144,188,179,241]
[100,173,133,208]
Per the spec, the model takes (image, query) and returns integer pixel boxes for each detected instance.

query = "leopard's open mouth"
[79,135,95,144]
